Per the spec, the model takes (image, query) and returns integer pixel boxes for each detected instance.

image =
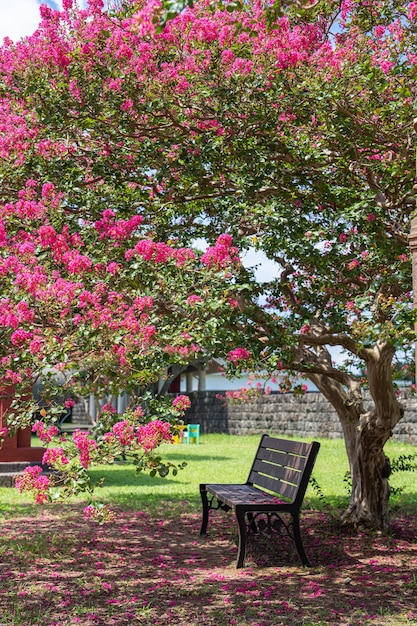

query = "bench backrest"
[247,435,320,505]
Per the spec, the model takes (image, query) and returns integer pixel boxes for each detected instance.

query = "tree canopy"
[1,0,417,526]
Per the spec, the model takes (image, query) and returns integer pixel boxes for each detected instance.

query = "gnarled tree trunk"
[308,342,403,531]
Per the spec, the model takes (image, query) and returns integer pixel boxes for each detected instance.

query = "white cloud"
[241,248,280,282]
[0,0,44,43]
[0,1,113,43]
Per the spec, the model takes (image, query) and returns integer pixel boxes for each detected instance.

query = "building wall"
[183,390,417,444]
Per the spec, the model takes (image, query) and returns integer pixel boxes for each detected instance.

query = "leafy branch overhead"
[156,0,324,28]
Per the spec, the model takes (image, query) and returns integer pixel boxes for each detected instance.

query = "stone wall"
[183,390,417,444]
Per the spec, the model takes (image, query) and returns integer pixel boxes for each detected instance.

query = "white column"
[88,394,96,421]
[186,372,194,393]
[117,393,127,414]
[198,367,207,392]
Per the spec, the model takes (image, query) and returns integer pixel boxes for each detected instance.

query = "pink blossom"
[136,420,173,452]
[32,421,59,444]
[174,247,196,266]
[94,212,143,242]
[107,262,120,274]
[221,49,235,63]
[120,99,134,111]
[101,404,117,414]
[133,406,145,419]
[132,0,161,37]
[4,370,22,384]
[62,250,92,274]
[29,338,43,355]
[374,25,386,38]
[347,259,360,270]
[172,395,191,412]
[227,348,250,363]
[187,295,202,306]
[410,2,417,19]
[201,234,240,269]
[10,329,33,345]
[111,420,135,446]
[72,430,97,469]
[42,447,70,466]
[15,465,50,503]
[83,505,97,520]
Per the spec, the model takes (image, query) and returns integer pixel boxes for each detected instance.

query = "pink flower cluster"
[172,394,191,412]
[163,342,201,358]
[15,465,50,503]
[126,239,196,267]
[136,420,173,452]
[223,386,270,403]
[109,420,135,446]
[201,234,240,269]
[72,430,98,469]
[42,447,69,466]
[32,420,59,443]
[226,347,250,363]
[187,295,202,306]
[94,210,144,242]
[410,1,417,19]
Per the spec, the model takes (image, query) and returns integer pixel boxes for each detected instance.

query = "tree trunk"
[308,342,403,531]
[341,413,392,530]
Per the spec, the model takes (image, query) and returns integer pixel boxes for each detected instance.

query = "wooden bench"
[200,435,320,568]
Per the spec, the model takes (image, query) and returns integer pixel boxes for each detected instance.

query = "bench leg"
[235,508,248,568]
[247,512,258,534]
[200,486,209,535]
[292,513,311,567]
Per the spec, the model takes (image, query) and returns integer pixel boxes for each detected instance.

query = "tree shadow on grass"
[0,503,415,625]
[89,466,184,487]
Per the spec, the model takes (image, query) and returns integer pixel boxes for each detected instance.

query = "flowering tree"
[1,0,417,528]
[0,0,254,510]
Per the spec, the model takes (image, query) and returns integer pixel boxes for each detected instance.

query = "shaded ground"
[0,503,416,625]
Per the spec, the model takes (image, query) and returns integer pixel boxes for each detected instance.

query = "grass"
[40,435,417,511]
[0,434,416,625]
[1,433,416,515]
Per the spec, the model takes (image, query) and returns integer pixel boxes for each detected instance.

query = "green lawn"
[94,434,417,511]
[2,433,415,517]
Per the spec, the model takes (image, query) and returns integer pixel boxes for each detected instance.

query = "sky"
[0,0,58,42]
[0,1,108,43]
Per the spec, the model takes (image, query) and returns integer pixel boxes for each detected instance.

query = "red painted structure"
[0,387,45,462]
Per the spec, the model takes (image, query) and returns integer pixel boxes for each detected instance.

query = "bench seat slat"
[205,484,292,507]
